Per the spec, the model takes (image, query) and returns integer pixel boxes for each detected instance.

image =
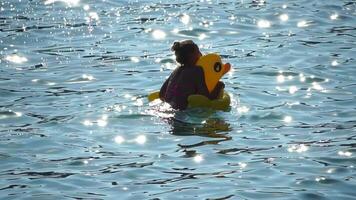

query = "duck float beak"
[223,63,231,74]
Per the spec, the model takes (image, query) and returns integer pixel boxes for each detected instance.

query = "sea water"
[0,0,355,199]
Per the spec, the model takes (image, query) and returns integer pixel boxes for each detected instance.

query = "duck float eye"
[214,62,222,72]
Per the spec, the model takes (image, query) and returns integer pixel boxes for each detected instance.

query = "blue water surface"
[1,0,356,199]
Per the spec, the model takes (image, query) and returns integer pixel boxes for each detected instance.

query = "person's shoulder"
[185,65,204,74]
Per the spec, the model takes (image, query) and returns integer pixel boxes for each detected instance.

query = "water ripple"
[1,0,356,199]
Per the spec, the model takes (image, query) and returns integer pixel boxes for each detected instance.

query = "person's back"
[159,40,224,110]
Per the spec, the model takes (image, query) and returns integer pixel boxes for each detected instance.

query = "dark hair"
[171,40,199,65]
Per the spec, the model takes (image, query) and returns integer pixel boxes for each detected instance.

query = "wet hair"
[171,40,199,65]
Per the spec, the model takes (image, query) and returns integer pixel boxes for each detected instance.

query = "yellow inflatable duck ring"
[195,53,231,93]
[148,53,231,111]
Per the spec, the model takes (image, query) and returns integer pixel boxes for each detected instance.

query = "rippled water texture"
[1,0,356,199]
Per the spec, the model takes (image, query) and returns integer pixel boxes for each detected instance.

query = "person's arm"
[159,78,169,101]
[209,81,225,99]
[195,67,225,99]
[195,67,213,98]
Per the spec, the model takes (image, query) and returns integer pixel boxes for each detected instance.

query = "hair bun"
[171,41,181,51]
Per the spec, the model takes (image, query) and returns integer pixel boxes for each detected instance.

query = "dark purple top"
[159,65,224,110]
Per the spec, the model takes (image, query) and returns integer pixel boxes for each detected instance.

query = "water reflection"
[289,86,298,94]
[82,117,107,127]
[257,20,271,28]
[237,105,249,114]
[152,29,166,40]
[83,4,89,11]
[97,119,107,127]
[44,0,80,7]
[193,154,204,163]
[280,14,289,22]
[130,57,140,63]
[83,120,93,126]
[312,82,324,91]
[326,168,335,174]
[135,135,147,145]
[114,135,125,144]
[283,116,293,123]
[330,13,338,20]
[315,176,326,182]
[288,144,308,153]
[1,0,354,198]
[239,162,247,169]
[82,74,95,81]
[168,111,232,149]
[338,151,352,157]
[200,20,213,28]
[198,33,207,40]
[331,60,339,66]
[86,12,100,23]
[5,54,28,64]
[180,14,190,25]
[277,74,285,83]
[297,20,310,28]
[0,110,23,119]
[299,73,306,82]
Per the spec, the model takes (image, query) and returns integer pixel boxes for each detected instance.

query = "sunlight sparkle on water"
[97,119,107,127]
[83,4,90,11]
[283,116,293,123]
[288,144,308,153]
[257,20,271,28]
[130,57,140,63]
[299,73,306,82]
[198,33,207,40]
[194,155,204,163]
[289,86,298,94]
[200,20,213,27]
[171,28,179,34]
[330,13,338,20]
[152,30,166,40]
[86,12,99,22]
[297,20,309,27]
[239,162,247,169]
[327,168,335,174]
[280,14,289,22]
[114,135,125,144]
[134,99,144,106]
[44,0,80,7]
[312,82,324,91]
[101,114,108,120]
[82,74,94,80]
[338,151,352,157]
[277,74,285,83]
[135,135,147,144]
[83,120,93,126]
[331,60,339,66]
[180,14,190,25]
[315,177,326,182]
[237,106,249,114]
[47,82,56,86]
[229,15,237,20]
[5,54,28,64]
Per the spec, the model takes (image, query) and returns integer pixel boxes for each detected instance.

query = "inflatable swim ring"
[148,53,231,111]
[196,53,231,93]
[147,89,231,111]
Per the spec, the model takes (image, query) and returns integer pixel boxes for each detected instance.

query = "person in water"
[159,40,225,110]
